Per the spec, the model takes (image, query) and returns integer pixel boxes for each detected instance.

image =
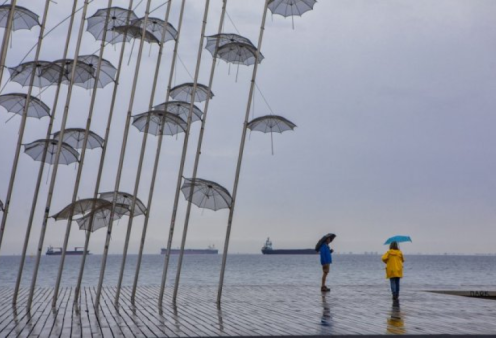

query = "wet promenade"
[0,285,495,337]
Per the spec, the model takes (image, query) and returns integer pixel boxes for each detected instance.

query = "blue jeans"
[390,277,400,294]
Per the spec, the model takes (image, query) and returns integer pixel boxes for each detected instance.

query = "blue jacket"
[320,243,332,265]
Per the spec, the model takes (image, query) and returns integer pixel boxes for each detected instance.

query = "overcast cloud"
[1,0,495,257]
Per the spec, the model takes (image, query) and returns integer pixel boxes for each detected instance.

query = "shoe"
[321,286,331,292]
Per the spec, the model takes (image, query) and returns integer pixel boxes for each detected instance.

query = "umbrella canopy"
[98,191,147,217]
[384,235,412,245]
[130,17,177,43]
[205,33,255,56]
[8,61,64,88]
[268,0,317,17]
[132,110,187,136]
[23,139,79,165]
[51,198,131,221]
[112,25,160,44]
[51,58,96,86]
[52,128,104,150]
[315,233,336,251]
[0,5,40,31]
[0,93,50,119]
[75,205,128,232]
[216,42,264,66]
[74,55,117,89]
[86,7,138,44]
[181,178,232,211]
[247,115,296,155]
[152,101,203,122]
[170,83,213,103]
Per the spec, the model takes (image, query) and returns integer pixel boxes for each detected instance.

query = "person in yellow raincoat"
[382,241,404,300]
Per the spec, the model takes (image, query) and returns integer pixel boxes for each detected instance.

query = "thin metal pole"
[217,0,270,304]
[0,0,45,252]
[73,0,135,308]
[133,0,187,306]
[0,0,17,87]
[94,0,153,311]
[114,0,173,306]
[52,1,114,308]
[172,0,226,303]
[12,0,79,306]
[27,0,91,310]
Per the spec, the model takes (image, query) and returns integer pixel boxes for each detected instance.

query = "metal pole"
[114,0,173,306]
[217,0,270,304]
[0,0,17,87]
[52,1,114,308]
[0,0,47,252]
[94,0,153,311]
[12,0,79,306]
[27,0,91,310]
[172,0,226,303]
[132,0,187,306]
[73,0,135,308]
[159,0,202,309]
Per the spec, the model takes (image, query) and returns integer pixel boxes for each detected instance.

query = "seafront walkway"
[0,285,494,337]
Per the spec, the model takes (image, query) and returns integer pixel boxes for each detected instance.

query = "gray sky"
[1,0,495,256]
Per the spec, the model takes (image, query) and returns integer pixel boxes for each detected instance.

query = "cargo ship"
[46,246,89,256]
[261,238,316,255]
[161,245,218,255]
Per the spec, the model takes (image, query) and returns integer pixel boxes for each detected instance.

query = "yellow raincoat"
[382,249,404,278]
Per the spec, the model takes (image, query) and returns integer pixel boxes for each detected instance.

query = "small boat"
[160,244,218,255]
[261,238,316,255]
[46,246,89,256]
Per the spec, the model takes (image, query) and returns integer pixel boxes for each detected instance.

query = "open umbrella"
[75,204,130,232]
[8,61,64,88]
[153,101,203,122]
[132,110,187,136]
[0,5,40,31]
[181,178,232,211]
[205,33,255,56]
[216,42,264,66]
[130,16,177,43]
[0,93,50,119]
[315,233,336,251]
[50,58,96,86]
[170,83,213,103]
[98,191,147,217]
[268,0,317,29]
[23,139,79,165]
[74,54,117,89]
[384,236,412,245]
[51,198,131,221]
[86,7,138,44]
[247,115,296,155]
[53,128,104,150]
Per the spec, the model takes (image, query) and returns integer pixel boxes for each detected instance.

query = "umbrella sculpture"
[75,204,129,232]
[181,178,232,211]
[112,24,160,64]
[216,42,264,66]
[86,6,138,44]
[130,16,177,43]
[50,198,125,221]
[23,139,79,165]
[53,128,104,150]
[0,5,40,30]
[98,191,147,217]
[268,0,317,29]
[8,61,64,88]
[0,93,50,119]
[205,33,255,56]
[170,83,214,103]
[153,100,203,122]
[50,58,96,86]
[132,110,187,136]
[384,236,412,245]
[247,115,296,155]
[74,54,117,89]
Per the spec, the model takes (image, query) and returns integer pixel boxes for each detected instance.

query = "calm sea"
[0,254,494,289]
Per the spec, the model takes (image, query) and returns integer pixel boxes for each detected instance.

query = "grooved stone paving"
[0,285,495,337]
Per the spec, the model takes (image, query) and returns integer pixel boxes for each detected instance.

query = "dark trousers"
[390,277,400,295]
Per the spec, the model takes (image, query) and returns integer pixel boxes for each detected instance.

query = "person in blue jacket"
[317,233,336,292]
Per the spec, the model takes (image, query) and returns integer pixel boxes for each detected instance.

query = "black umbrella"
[315,233,336,251]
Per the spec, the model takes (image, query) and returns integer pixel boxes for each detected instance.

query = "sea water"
[0,254,494,289]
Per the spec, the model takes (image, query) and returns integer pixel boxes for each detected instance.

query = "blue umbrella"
[384,235,412,245]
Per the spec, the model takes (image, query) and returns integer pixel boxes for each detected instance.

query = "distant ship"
[46,246,89,256]
[261,238,316,255]
[161,245,218,255]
